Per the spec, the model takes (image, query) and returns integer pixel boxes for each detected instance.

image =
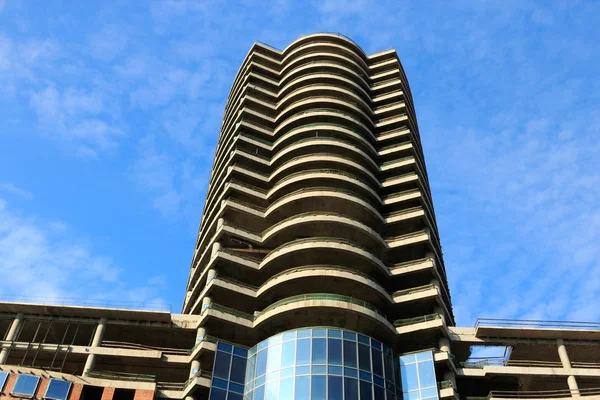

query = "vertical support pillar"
[217,218,224,229]
[196,327,206,344]
[438,337,457,389]
[83,318,107,376]
[211,242,221,258]
[207,269,217,282]
[201,297,213,312]
[0,313,24,364]
[557,339,580,397]
[434,305,445,324]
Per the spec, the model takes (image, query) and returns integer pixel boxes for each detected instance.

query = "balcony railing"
[460,359,600,369]
[394,313,441,327]
[488,387,600,398]
[85,369,156,382]
[0,295,171,312]
[475,318,600,330]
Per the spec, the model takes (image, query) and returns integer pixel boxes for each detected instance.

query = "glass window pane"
[245,358,256,382]
[312,338,326,364]
[418,360,436,388]
[328,329,342,338]
[217,342,233,353]
[360,380,373,400]
[279,377,294,399]
[281,340,295,368]
[283,331,296,341]
[421,387,439,399]
[258,340,268,351]
[417,351,432,362]
[343,331,357,341]
[358,344,371,372]
[343,340,357,368]
[213,351,232,379]
[212,378,228,390]
[209,388,226,400]
[384,355,393,381]
[294,376,310,400]
[253,384,265,400]
[296,366,311,375]
[266,343,281,373]
[45,380,71,400]
[312,328,327,337]
[312,365,327,374]
[372,348,383,377]
[280,367,294,378]
[311,375,326,400]
[296,339,311,365]
[344,377,359,400]
[230,382,244,394]
[234,347,248,357]
[373,385,385,400]
[256,350,268,377]
[358,334,370,345]
[269,334,282,345]
[265,380,278,400]
[298,329,311,338]
[401,363,419,392]
[230,356,246,384]
[400,354,416,366]
[328,375,343,400]
[229,393,243,400]
[328,338,342,365]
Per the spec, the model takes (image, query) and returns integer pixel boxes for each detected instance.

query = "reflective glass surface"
[399,351,438,400]
[209,342,248,400]
[44,379,72,400]
[12,375,40,397]
[0,372,8,392]
[244,328,403,400]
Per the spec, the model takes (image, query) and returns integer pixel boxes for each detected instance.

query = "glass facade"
[210,342,249,400]
[244,328,403,400]
[208,329,440,400]
[399,352,439,400]
[12,374,40,397]
[44,379,72,400]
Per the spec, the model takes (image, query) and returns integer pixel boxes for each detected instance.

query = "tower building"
[1,34,599,400]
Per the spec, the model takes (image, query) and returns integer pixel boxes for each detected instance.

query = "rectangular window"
[312,338,327,364]
[328,338,342,365]
[0,372,9,392]
[311,375,326,400]
[296,339,311,365]
[358,344,371,372]
[399,350,439,400]
[266,343,282,373]
[343,340,357,368]
[281,340,295,367]
[328,375,343,400]
[12,375,40,398]
[294,376,310,400]
[44,379,72,400]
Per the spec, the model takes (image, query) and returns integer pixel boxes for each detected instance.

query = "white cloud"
[0,183,33,200]
[88,26,128,62]
[0,197,166,306]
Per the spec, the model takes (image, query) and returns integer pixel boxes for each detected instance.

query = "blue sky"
[0,0,598,325]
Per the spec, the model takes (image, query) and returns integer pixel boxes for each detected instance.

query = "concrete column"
[189,359,201,378]
[557,339,580,397]
[438,337,451,353]
[207,269,217,282]
[211,242,221,258]
[434,305,445,324]
[201,297,213,312]
[0,313,24,364]
[217,218,224,229]
[196,327,206,343]
[83,318,107,376]
[443,370,457,389]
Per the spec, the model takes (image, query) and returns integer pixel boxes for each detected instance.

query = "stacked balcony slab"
[183,33,455,359]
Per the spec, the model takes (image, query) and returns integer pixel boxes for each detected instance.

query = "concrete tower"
[182,33,454,350]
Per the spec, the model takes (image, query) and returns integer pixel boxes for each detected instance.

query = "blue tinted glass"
[295,376,310,400]
[384,356,393,381]
[374,385,385,400]
[209,388,226,400]
[256,350,267,377]
[358,344,371,372]
[360,380,373,400]
[328,338,342,365]
[371,339,382,351]
[281,340,295,367]
[401,363,418,392]
[255,375,265,387]
[400,354,416,366]
[386,390,396,400]
[406,391,421,400]
[312,329,327,337]
[229,393,243,400]
[266,344,281,373]
[328,329,342,338]
[311,375,326,400]
[296,366,311,375]
[217,342,233,353]
[344,368,358,378]
[418,360,436,388]
[230,382,244,394]
[343,340,357,368]
[0,372,8,392]
[343,331,357,341]
[328,366,343,375]
[280,367,294,378]
[421,386,439,399]
[344,377,359,400]
[279,377,294,399]
[312,338,326,364]
[266,371,279,383]
[214,351,231,379]
[328,375,343,400]
[45,380,71,400]
[230,356,246,384]
[358,334,370,345]
[312,365,327,374]
[297,329,311,338]
[268,334,282,345]
[372,348,383,377]
[258,340,268,351]
[212,378,228,390]
[234,347,248,357]
[265,380,278,400]
[417,351,432,362]
[253,384,265,400]
[245,358,256,382]
[373,375,385,387]
[296,339,311,365]
[283,331,296,341]
[12,375,40,397]
[359,371,372,382]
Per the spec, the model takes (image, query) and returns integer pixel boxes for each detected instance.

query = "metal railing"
[392,284,436,298]
[0,295,171,312]
[438,380,454,389]
[85,369,156,382]
[488,387,600,398]
[475,318,600,330]
[460,359,600,369]
[101,340,190,355]
[394,313,441,327]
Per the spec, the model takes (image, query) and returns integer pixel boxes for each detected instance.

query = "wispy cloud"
[88,26,128,62]
[0,183,33,200]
